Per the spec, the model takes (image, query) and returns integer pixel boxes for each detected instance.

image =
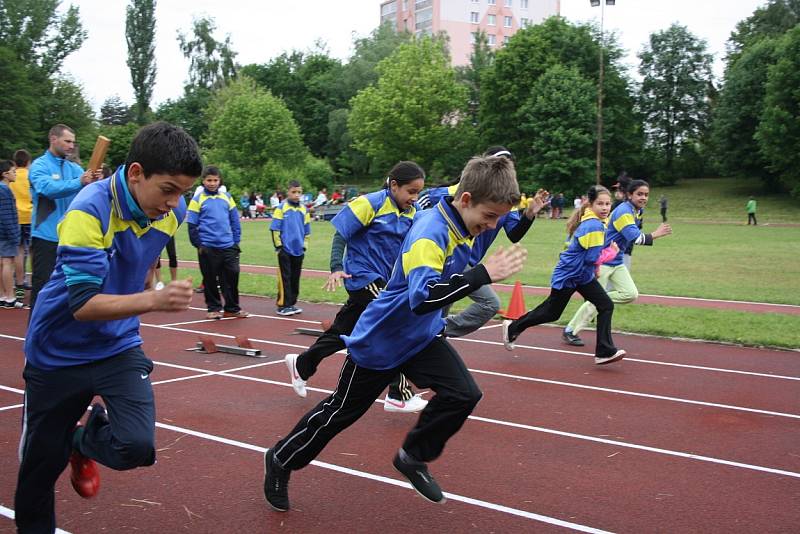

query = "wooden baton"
[86,135,110,172]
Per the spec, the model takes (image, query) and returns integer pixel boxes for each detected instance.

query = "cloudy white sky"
[60,0,767,112]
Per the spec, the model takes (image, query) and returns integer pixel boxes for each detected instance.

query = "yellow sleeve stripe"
[227,195,236,209]
[304,210,311,224]
[273,208,284,220]
[58,210,105,249]
[577,230,605,249]
[348,196,375,226]
[375,197,399,218]
[613,213,635,232]
[188,199,201,213]
[402,238,444,276]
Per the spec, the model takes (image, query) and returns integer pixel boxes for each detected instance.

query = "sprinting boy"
[15,122,203,533]
[270,180,310,316]
[0,159,22,308]
[264,155,527,511]
[187,165,248,319]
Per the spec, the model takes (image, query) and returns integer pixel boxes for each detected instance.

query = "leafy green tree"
[520,65,595,195]
[727,0,800,59]
[98,122,141,168]
[100,95,133,126]
[39,76,96,159]
[456,30,494,126]
[0,46,39,154]
[348,37,477,179]
[204,77,327,193]
[756,25,800,196]
[0,0,86,75]
[638,23,713,182]
[155,87,212,143]
[178,16,237,90]
[711,38,779,185]
[126,0,157,124]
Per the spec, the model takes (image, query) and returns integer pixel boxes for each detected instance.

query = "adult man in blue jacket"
[28,124,101,311]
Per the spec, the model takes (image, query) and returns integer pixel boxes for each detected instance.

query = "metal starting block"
[294,320,332,337]
[186,335,264,358]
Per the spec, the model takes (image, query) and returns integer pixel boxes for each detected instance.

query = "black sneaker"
[264,449,291,512]
[562,330,585,346]
[392,449,445,504]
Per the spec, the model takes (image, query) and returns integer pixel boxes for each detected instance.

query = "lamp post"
[591,0,615,184]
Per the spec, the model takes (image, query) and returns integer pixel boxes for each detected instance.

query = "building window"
[505,0,512,6]
[402,0,408,10]
[472,0,479,3]
[520,17,529,27]
[520,0,528,7]
[471,32,478,44]
[504,35,510,44]
[488,34,496,46]
[487,14,496,25]
[504,16,512,27]
[381,1,397,16]
[470,12,479,23]
[488,0,496,5]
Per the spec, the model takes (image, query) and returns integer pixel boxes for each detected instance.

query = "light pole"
[590,0,614,184]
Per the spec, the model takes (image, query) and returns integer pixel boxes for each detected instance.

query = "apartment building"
[379,0,561,65]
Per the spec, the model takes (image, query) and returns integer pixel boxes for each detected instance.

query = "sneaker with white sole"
[502,319,516,351]
[289,306,303,315]
[595,349,626,365]
[284,353,307,398]
[276,307,294,316]
[384,392,427,413]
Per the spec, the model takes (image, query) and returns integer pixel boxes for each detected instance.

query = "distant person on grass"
[746,196,757,225]
[271,180,310,316]
[187,166,248,319]
[15,122,202,533]
[562,179,672,347]
[284,161,428,413]
[502,185,625,365]
[264,155,526,512]
[659,195,668,222]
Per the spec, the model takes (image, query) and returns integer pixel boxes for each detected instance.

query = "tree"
[348,38,477,179]
[39,76,97,160]
[456,30,494,126]
[638,23,713,182]
[98,122,141,168]
[100,95,133,126]
[727,0,800,60]
[520,65,596,195]
[126,0,157,124]
[0,46,39,154]
[204,77,324,193]
[178,16,237,90]
[0,0,87,75]
[756,25,800,196]
[711,38,779,185]
[155,87,212,143]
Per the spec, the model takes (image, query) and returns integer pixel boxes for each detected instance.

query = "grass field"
[173,178,800,349]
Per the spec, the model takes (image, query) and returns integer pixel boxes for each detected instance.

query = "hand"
[653,223,672,238]
[524,192,545,219]
[610,241,620,254]
[151,278,193,312]
[323,270,351,292]
[198,246,207,255]
[482,244,528,283]
[80,170,98,185]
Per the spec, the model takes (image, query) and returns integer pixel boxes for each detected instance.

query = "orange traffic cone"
[500,281,526,320]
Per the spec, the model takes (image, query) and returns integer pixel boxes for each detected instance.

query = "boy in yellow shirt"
[9,149,32,299]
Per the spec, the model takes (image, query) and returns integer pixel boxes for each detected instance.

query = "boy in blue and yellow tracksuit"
[265,155,526,511]
[15,122,203,534]
[187,166,246,319]
[270,180,310,315]
[503,185,625,365]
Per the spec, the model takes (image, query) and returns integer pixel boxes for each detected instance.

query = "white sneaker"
[384,393,428,413]
[502,320,515,351]
[595,349,626,365]
[284,353,307,397]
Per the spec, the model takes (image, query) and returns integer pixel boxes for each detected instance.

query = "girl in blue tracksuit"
[503,185,625,365]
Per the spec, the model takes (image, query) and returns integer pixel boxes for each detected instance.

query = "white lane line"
[0,505,71,533]
[0,403,23,411]
[140,323,309,350]
[452,336,800,382]
[153,421,612,533]
[186,306,321,325]
[478,323,503,330]
[0,384,24,395]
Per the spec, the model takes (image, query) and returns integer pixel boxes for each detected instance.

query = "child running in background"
[15,122,202,533]
[502,185,625,365]
[264,155,527,511]
[187,166,248,319]
[0,160,23,308]
[562,179,672,347]
[271,181,310,316]
[284,162,427,413]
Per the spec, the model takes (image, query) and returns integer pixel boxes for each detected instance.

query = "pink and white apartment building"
[379,0,561,66]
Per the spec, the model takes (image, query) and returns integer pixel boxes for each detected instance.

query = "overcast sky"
[61,0,767,112]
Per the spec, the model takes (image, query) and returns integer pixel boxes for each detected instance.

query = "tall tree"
[155,87,212,143]
[756,25,800,196]
[126,0,157,124]
[0,46,38,154]
[727,0,800,60]
[638,23,713,182]
[178,16,237,90]
[348,37,477,179]
[456,30,494,126]
[100,95,134,126]
[0,0,86,75]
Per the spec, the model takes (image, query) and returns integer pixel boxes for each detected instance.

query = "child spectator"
[255,193,266,217]
[9,149,32,298]
[270,190,280,209]
[659,195,668,222]
[15,122,202,532]
[746,196,757,225]
[239,191,251,219]
[187,166,248,319]
[270,180,310,316]
[0,160,23,308]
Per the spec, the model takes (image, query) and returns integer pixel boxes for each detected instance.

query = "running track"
[0,295,798,533]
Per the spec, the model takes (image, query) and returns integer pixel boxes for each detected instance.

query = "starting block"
[294,320,332,337]
[186,335,264,358]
